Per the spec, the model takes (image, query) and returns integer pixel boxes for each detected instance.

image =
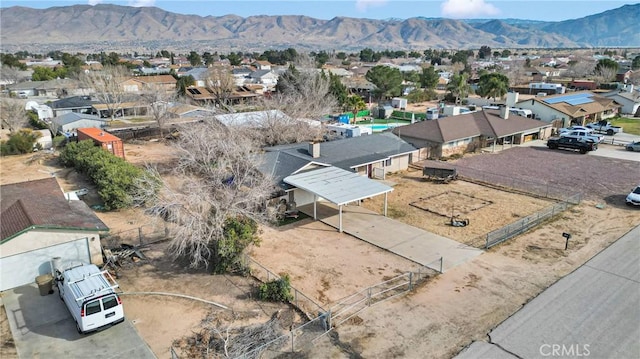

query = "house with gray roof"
[50,96,100,117]
[52,112,108,136]
[261,132,417,189]
[248,69,278,90]
[393,109,552,159]
[602,88,640,116]
[259,132,416,227]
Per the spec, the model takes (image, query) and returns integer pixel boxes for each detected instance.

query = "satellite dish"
[25,101,39,111]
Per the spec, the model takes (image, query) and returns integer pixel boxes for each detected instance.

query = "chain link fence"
[243,255,326,319]
[485,193,582,249]
[101,222,171,248]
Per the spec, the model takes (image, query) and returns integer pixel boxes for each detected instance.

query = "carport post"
[339,205,343,232]
[313,194,317,220]
[384,192,388,216]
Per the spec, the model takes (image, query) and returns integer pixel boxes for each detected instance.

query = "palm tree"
[345,95,367,123]
[447,73,469,105]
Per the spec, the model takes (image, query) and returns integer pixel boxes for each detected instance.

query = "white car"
[558,126,593,134]
[559,130,604,143]
[626,185,640,206]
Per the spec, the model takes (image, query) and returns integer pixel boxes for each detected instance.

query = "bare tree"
[140,83,176,138]
[504,59,527,86]
[80,65,130,120]
[249,55,336,145]
[0,66,23,86]
[565,60,595,80]
[594,66,617,84]
[205,65,236,110]
[1,98,28,133]
[134,120,277,268]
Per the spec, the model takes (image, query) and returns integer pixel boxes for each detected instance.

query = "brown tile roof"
[132,75,177,84]
[393,110,551,143]
[0,177,109,241]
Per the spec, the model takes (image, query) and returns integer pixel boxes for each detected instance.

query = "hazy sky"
[1,0,635,21]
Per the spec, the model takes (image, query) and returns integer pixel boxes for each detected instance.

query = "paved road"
[2,283,156,359]
[518,139,640,162]
[298,202,483,272]
[455,224,640,359]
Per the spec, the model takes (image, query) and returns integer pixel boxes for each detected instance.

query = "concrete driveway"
[1,283,156,359]
[298,202,483,272]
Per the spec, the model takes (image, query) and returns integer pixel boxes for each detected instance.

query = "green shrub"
[0,129,40,156]
[59,139,145,210]
[259,274,293,302]
[211,216,260,274]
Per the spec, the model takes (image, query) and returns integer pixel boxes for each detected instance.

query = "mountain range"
[0,3,639,53]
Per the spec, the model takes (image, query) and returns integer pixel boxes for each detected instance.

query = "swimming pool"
[359,123,409,132]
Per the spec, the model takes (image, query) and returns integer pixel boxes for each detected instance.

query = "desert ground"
[1,137,639,358]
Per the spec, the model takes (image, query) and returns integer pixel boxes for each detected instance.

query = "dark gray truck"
[546,136,597,154]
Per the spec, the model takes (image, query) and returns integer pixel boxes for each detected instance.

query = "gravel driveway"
[453,146,640,202]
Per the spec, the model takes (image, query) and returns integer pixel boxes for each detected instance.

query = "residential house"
[247,69,279,90]
[50,96,100,117]
[392,109,552,159]
[259,132,417,214]
[51,112,108,136]
[616,69,633,83]
[180,67,210,87]
[262,131,417,186]
[137,67,172,76]
[0,177,108,291]
[602,88,640,116]
[77,128,125,159]
[231,67,253,86]
[569,80,597,91]
[514,91,621,128]
[252,60,272,71]
[120,75,177,94]
[184,85,260,105]
[167,103,216,120]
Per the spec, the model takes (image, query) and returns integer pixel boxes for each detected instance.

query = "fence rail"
[485,193,581,249]
[243,255,326,319]
[101,223,170,248]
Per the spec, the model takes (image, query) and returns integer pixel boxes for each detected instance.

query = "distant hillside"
[0,3,638,53]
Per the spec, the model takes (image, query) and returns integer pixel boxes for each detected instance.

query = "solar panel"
[566,98,594,105]
[544,93,592,105]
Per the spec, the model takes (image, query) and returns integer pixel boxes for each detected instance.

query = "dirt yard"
[1,140,639,359]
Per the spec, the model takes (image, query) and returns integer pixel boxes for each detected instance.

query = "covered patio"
[284,166,393,232]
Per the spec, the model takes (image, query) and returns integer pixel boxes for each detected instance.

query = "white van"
[56,263,124,334]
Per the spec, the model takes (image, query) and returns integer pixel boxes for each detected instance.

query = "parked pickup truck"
[585,120,623,135]
[559,130,604,143]
[547,137,597,154]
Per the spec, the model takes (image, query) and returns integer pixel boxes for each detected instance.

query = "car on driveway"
[626,185,640,206]
[625,141,640,152]
[558,126,593,134]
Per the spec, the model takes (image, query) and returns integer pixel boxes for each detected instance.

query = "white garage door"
[0,238,90,291]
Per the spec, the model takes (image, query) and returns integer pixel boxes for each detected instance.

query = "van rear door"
[82,299,103,331]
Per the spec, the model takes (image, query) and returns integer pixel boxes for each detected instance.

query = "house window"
[385,158,392,166]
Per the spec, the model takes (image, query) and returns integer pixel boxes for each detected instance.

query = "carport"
[284,166,393,232]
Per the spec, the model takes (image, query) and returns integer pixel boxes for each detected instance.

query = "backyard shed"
[77,128,125,159]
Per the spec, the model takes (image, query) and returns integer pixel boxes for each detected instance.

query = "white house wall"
[292,188,323,206]
[1,229,103,265]
[60,119,106,134]
[516,101,570,127]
